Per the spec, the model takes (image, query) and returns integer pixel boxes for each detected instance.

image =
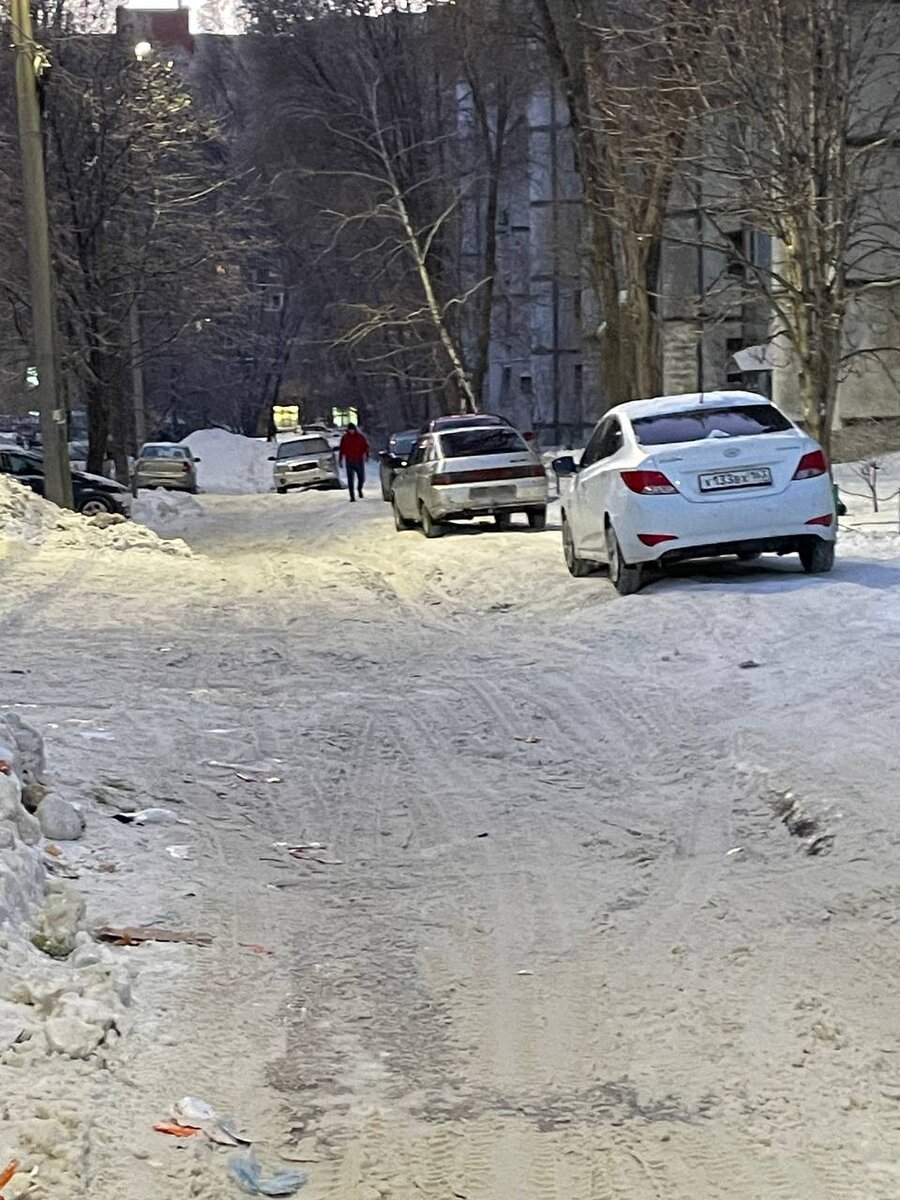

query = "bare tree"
[533,0,709,405]
[46,36,265,473]
[243,0,525,419]
[688,0,900,457]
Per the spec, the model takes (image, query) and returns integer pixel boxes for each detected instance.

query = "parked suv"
[270,435,340,493]
[391,424,548,537]
[0,447,133,516]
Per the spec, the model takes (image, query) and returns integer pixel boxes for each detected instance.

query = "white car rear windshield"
[277,438,330,458]
[440,428,526,458]
[632,404,793,447]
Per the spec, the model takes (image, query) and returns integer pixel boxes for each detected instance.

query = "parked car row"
[379,391,838,594]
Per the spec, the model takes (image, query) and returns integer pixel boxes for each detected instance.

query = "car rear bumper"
[427,478,548,520]
[616,479,836,563]
[134,471,194,490]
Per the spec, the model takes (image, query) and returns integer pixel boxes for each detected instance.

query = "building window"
[265,288,285,313]
[502,366,511,394]
[724,230,746,279]
[573,289,582,324]
[574,363,583,399]
[520,374,533,396]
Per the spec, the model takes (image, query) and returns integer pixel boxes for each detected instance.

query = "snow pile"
[0,715,130,1055]
[180,428,273,493]
[133,488,205,533]
[0,476,191,557]
[0,715,133,1195]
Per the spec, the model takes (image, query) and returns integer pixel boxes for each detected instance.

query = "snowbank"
[133,488,205,533]
[180,428,273,494]
[834,452,900,557]
[0,714,134,1193]
[0,476,191,557]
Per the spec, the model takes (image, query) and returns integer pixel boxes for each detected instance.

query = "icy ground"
[2,464,900,1198]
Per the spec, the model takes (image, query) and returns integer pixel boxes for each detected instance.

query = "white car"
[553,391,837,595]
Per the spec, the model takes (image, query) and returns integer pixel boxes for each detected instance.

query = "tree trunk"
[85,371,109,476]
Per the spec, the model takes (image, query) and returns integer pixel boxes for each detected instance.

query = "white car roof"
[609,390,773,422]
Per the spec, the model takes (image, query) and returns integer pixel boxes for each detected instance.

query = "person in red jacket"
[338,423,370,502]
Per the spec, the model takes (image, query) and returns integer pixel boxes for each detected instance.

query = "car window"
[407,437,430,466]
[632,404,793,446]
[4,453,40,476]
[389,433,419,456]
[439,428,527,458]
[581,419,622,467]
[277,438,330,458]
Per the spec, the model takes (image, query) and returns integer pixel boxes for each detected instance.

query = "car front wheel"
[562,514,595,577]
[606,524,643,595]
[79,494,114,517]
[799,539,835,574]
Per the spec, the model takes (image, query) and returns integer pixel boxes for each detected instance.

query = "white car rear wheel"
[606,524,643,595]
[799,539,835,574]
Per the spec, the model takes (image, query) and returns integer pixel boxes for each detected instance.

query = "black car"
[0,447,133,517]
[379,429,421,501]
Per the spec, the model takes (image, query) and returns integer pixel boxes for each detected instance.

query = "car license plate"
[699,467,773,492]
[471,485,516,502]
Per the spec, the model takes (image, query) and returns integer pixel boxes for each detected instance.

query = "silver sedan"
[391,424,549,537]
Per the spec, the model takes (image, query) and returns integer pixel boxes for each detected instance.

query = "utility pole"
[11,0,73,508]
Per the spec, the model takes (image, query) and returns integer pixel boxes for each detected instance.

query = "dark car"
[0,447,133,517]
[379,429,421,501]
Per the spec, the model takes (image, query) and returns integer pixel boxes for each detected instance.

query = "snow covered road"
[5,490,900,1199]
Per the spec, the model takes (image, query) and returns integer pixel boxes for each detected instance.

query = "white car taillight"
[620,469,678,495]
[792,450,828,479]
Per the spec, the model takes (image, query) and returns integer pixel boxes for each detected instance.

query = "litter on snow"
[94,925,213,947]
[228,1149,309,1196]
[170,1096,250,1147]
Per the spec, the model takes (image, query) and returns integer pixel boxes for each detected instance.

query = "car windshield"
[631,404,793,447]
[389,433,419,455]
[140,445,187,459]
[277,438,329,458]
[439,428,527,458]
